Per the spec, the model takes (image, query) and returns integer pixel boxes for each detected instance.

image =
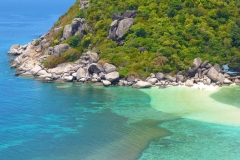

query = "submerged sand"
[141,85,240,126]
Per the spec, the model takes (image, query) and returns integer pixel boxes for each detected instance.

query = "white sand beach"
[141,85,240,126]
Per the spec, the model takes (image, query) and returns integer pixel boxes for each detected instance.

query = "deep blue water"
[1,1,240,160]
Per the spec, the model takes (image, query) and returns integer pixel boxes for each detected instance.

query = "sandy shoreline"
[141,84,240,126]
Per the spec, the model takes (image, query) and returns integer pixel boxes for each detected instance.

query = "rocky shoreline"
[7,40,240,89]
[6,0,240,89]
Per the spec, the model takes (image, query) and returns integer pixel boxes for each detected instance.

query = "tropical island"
[2,1,240,159]
[7,0,240,88]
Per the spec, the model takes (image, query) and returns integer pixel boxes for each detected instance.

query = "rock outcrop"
[7,35,121,85]
[115,18,133,39]
[48,44,70,56]
[156,72,165,80]
[132,81,151,88]
[62,18,87,40]
[102,80,111,86]
[80,0,89,9]
[8,42,36,56]
[76,68,86,80]
[185,79,194,87]
[7,44,21,55]
[108,10,136,41]
[88,63,104,74]
[105,71,119,82]
[187,57,226,85]
[187,57,202,76]
[103,63,117,73]
[85,51,99,63]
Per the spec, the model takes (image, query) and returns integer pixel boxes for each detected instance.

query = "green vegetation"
[34,40,40,46]
[43,55,66,68]
[50,0,240,77]
[43,49,81,68]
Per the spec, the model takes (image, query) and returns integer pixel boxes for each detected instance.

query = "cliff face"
[7,0,240,86]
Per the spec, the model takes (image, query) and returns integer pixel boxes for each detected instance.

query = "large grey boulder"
[148,78,158,85]
[53,44,70,56]
[187,57,202,76]
[88,63,104,74]
[103,63,117,73]
[185,79,194,87]
[64,76,73,82]
[102,80,111,86]
[63,25,72,40]
[108,11,136,41]
[76,68,86,80]
[62,18,87,40]
[156,72,165,80]
[50,63,73,75]
[108,20,118,40]
[207,67,219,82]
[132,81,151,88]
[206,67,224,84]
[105,71,119,82]
[213,64,221,73]
[72,18,87,35]
[193,57,202,69]
[86,51,99,63]
[116,18,133,39]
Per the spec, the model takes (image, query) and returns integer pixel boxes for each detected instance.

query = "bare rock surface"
[132,81,151,88]
[103,63,117,73]
[105,71,119,82]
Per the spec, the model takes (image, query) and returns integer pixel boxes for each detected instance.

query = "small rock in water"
[102,80,111,86]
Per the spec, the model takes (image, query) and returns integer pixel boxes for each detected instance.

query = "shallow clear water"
[1,1,240,160]
[142,86,240,126]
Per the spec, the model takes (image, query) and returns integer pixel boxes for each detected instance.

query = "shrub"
[64,35,81,47]
[81,34,92,48]
[43,55,66,68]
[34,40,40,46]
[119,67,130,77]
[50,39,60,47]
[62,48,81,62]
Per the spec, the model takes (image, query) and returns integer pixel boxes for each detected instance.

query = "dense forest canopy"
[50,0,240,78]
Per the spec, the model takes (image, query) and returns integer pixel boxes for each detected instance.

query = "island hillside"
[7,0,240,87]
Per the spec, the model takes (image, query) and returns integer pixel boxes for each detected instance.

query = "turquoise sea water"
[1,1,240,160]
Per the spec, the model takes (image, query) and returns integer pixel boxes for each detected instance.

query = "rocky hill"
[7,0,240,87]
